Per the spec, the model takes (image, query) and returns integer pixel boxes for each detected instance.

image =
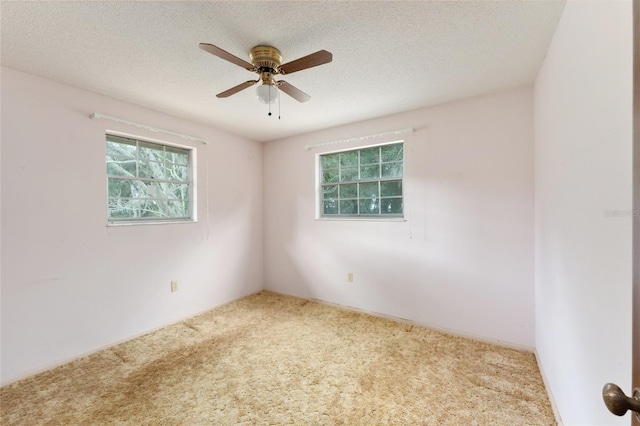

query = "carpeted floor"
[1,291,556,425]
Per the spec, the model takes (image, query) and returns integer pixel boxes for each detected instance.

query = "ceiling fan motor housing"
[250,46,283,72]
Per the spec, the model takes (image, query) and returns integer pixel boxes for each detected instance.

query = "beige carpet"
[1,291,555,425]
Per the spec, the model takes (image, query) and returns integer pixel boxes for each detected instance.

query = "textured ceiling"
[1,1,565,142]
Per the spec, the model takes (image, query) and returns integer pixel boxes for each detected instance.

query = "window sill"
[315,217,406,222]
[107,219,197,227]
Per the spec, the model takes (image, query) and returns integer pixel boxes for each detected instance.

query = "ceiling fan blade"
[279,50,332,75]
[199,43,255,70]
[278,81,311,103]
[216,80,258,98]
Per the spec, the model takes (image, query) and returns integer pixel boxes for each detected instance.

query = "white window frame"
[316,140,404,220]
[105,132,197,226]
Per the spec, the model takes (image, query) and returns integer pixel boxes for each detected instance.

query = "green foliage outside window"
[106,135,192,222]
[320,143,403,217]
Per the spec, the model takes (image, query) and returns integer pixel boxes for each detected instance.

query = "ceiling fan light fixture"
[200,42,332,106]
[256,83,278,104]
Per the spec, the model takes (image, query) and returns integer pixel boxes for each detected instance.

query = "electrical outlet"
[347,273,353,283]
[171,280,178,292]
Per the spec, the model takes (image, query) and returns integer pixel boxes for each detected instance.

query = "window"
[106,134,194,223]
[319,142,404,217]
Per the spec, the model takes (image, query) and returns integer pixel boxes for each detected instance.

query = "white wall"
[263,87,535,348]
[0,67,264,384]
[534,1,633,425]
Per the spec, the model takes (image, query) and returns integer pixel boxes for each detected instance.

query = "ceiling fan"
[199,43,332,105]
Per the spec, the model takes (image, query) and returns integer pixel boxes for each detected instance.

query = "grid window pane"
[359,198,379,215]
[381,198,403,214]
[359,182,379,198]
[107,158,136,177]
[106,135,193,223]
[340,167,358,182]
[319,142,403,218]
[323,200,338,215]
[138,161,165,179]
[167,200,189,217]
[323,185,338,200]
[339,200,358,215]
[322,154,339,170]
[380,181,402,197]
[167,183,189,200]
[108,198,139,218]
[167,148,189,165]
[381,144,403,162]
[360,147,379,164]
[135,180,166,199]
[340,151,358,167]
[339,184,357,199]
[108,178,133,198]
[168,165,189,182]
[360,165,380,180]
[382,162,403,178]
[139,142,165,162]
[323,169,339,184]
[141,199,166,218]
[106,140,135,158]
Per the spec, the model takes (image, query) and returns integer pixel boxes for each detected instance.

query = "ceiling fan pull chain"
[278,89,281,120]
[268,84,272,117]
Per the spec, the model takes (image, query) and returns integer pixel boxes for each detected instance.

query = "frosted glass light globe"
[256,84,278,104]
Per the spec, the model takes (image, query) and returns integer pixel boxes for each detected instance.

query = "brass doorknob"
[602,383,640,417]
